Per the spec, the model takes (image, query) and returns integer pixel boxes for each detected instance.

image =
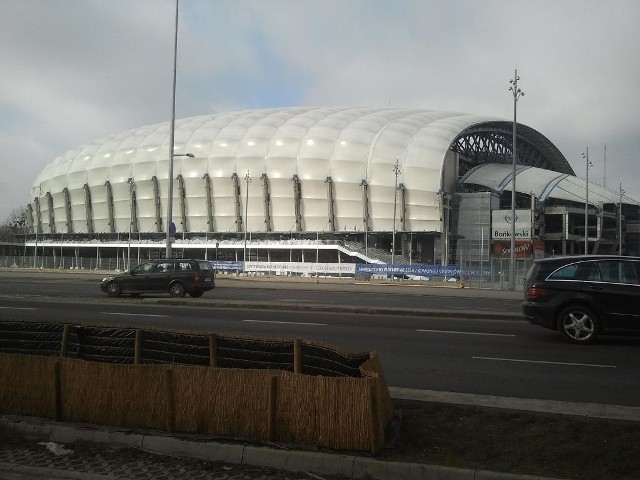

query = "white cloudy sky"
[1,0,639,222]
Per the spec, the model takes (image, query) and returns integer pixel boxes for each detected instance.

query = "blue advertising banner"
[209,260,243,271]
[355,264,463,277]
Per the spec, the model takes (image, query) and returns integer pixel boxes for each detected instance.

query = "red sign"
[492,240,532,259]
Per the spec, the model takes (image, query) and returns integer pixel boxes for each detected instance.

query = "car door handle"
[587,285,604,290]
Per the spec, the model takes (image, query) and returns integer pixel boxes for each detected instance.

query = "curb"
[1,415,562,480]
[390,387,640,423]
[141,298,522,320]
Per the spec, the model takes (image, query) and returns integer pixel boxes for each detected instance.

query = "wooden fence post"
[294,338,302,373]
[268,375,278,441]
[134,329,143,364]
[165,369,175,432]
[209,334,218,368]
[53,361,62,421]
[60,324,70,357]
[368,382,381,455]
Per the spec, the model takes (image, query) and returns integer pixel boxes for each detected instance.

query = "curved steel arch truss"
[451,122,574,179]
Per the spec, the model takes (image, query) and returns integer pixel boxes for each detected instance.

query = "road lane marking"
[242,319,327,326]
[416,329,515,337]
[473,356,616,368]
[99,312,169,318]
[0,306,37,310]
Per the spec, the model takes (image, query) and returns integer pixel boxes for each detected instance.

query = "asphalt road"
[0,269,521,314]
[1,270,639,408]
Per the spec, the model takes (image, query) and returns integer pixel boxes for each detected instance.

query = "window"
[133,262,155,274]
[586,263,602,281]
[548,263,581,280]
[154,262,174,273]
[591,260,639,285]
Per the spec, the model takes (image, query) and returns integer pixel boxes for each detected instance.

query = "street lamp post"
[33,184,43,269]
[244,170,251,264]
[391,160,400,268]
[582,148,592,254]
[33,221,38,269]
[508,70,524,290]
[619,182,625,254]
[127,178,136,271]
[164,0,194,259]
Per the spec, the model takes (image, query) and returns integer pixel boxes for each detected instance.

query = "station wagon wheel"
[105,281,122,298]
[169,281,187,298]
[557,305,600,344]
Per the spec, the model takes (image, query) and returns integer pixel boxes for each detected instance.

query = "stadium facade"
[23,107,640,274]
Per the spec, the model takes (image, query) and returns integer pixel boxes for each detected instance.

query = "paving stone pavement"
[0,434,348,480]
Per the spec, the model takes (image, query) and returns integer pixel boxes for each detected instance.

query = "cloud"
[1,0,639,221]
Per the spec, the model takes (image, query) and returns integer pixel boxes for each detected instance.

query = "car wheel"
[105,281,122,298]
[557,305,600,344]
[169,282,187,298]
[189,291,204,298]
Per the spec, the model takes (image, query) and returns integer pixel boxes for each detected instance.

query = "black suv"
[100,259,215,298]
[522,255,640,343]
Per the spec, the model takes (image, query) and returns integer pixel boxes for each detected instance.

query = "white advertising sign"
[244,262,356,274]
[492,209,532,240]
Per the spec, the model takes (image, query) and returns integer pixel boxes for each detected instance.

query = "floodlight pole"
[391,160,400,268]
[508,69,524,290]
[582,149,592,254]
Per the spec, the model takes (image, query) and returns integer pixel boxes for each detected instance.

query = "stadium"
[19,106,640,281]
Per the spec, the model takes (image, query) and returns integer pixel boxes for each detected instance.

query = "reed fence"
[0,320,392,453]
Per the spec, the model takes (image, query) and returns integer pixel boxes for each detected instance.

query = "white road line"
[416,329,515,337]
[0,306,37,310]
[99,312,169,318]
[242,319,327,326]
[473,356,616,368]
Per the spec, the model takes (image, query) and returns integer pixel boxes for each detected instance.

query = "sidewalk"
[0,405,555,480]
[4,384,640,480]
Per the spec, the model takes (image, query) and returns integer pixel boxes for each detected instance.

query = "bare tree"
[0,206,28,241]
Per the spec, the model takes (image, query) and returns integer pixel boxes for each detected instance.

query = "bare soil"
[378,399,640,480]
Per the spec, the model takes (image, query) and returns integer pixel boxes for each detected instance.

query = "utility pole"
[583,148,593,254]
[391,160,400,268]
[244,170,251,264]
